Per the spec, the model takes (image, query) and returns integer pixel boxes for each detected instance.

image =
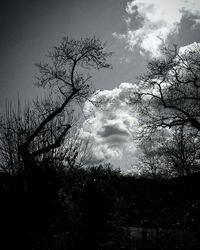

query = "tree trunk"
[19,144,35,173]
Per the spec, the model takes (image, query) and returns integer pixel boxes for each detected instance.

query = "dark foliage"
[0,163,131,250]
[1,161,200,249]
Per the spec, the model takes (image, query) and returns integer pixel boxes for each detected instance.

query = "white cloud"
[80,83,140,170]
[178,41,200,55]
[113,0,200,58]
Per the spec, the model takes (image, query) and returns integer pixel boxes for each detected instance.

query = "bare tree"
[131,43,200,134]
[53,125,94,170]
[0,99,71,172]
[136,131,170,178]
[129,43,200,177]
[0,101,39,174]
[136,126,200,178]
[161,126,200,176]
[0,37,112,173]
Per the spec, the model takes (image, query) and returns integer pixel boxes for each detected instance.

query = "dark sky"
[1,0,200,114]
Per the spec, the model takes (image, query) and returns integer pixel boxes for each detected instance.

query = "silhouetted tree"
[0,37,113,249]
[131,43,200,134]
[137,125,200,177]
[0,37,112,173]
[137,134,169,178]
[161,126,200,176]
[0,100,94,175]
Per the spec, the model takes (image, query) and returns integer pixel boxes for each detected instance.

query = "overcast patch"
[97,124,129,138]
[113,0,200,58]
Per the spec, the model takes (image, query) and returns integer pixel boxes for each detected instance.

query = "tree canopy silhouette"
[0,37,112,173]
[131,43,200,134]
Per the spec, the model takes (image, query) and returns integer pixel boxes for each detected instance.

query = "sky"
[0,0,140,109]
[1,0,200,170]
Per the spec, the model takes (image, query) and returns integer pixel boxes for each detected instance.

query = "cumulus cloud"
[113,0,200,58]
[78,42,200,172]
[80,83,139,169]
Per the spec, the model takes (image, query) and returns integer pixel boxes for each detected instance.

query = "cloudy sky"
[1,0,200,169]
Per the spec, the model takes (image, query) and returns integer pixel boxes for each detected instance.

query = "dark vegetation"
[1,38,200,249]
[0,163,128,249]
[1,163,200,249]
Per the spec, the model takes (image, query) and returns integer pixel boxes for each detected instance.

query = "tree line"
[1,37,200,249]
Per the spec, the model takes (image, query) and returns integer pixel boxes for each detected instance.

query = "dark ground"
[0,163,200,249]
